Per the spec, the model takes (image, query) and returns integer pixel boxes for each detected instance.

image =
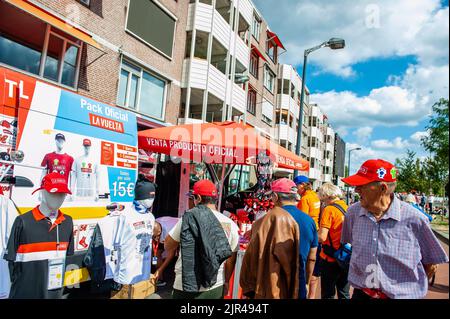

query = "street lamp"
[294,38,346,177]
[346,147,361,204]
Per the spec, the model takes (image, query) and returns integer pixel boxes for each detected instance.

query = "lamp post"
[294,38,346,177]
[346,147,361,204]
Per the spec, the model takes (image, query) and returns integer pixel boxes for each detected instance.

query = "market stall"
[138,120,309,298]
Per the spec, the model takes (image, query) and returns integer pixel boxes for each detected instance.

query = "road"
[426,239,449,299]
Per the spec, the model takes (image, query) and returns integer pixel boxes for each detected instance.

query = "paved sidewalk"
[426,239,449,299]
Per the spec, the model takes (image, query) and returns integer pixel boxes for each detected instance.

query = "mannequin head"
[55,133,66,152]
[33,172,72,215]
[40,190,67,213]
[83,139,92,156]
[134,175,156,211]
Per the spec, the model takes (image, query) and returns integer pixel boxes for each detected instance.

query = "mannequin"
[0,193,19,299]
[4,173,74,299]
[70,139,100,201]
[40,133,74,201]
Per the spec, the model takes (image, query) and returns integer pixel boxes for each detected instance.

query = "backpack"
[320,203,352,270]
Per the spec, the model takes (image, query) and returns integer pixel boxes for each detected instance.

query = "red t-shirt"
[41,152,74,182]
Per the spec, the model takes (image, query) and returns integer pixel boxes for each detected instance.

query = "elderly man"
[341,159,449,299]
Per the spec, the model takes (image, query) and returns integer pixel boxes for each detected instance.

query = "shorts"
[312,245,322,277]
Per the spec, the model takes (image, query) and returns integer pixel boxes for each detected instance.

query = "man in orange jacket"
[294,175,321,299]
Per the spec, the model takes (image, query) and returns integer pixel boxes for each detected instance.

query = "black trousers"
[320,259,350,299]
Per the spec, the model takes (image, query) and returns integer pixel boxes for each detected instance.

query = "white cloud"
[371,137,411,149]
[410,131,429,143]
[253,0,449,77]
[354,126,373,143]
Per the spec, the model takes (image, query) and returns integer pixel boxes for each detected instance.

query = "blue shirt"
[283,205,318,299]
[341,196,448,299]
[410,202,433,222]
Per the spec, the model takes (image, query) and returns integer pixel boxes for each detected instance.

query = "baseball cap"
[294,175,309,185]
[55,133,66,141]
[83,139,92,146]
[189,179,218,198]
[32,172,72,195]
[134,178,156,200]
[271,178,298,194]
[342,159,398,187]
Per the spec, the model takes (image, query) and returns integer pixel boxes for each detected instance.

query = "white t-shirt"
[115,205,155,285]
[73,155,98,197]
[96,213,122,281]
[169,209,239,292]
[156,216,179,243]
[0,195,18,299]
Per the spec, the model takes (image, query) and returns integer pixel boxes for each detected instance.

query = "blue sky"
[253,0,449,174]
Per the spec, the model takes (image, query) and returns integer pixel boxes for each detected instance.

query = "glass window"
[0,2,81,88]
[129,74,139,109]
[61,44,79,87]
[118,69,129,107]
[249,52,258,78]
[43,34,63,82]
[118,60,166,120]
[264,66,275,93]
[247,88,256,115]
[0,35,42,75]
[126,0,176,58]
[139,71,165,119]
[252,16,261,41]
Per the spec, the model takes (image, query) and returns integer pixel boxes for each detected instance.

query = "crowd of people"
[152,158,449,299]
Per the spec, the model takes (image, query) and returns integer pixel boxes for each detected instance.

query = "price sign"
[107,167,137,202]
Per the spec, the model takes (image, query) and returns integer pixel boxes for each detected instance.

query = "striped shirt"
[3,207,74,299]
[341,196,449,299]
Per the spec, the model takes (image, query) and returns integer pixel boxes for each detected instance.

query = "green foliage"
[395,99,449,196]
[422,98,449,173]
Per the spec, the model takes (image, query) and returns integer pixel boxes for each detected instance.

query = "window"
[247,88,256,115]
[266,40,277,63]
[263,66,275,93]
[262,114,272,125]
[126,0,176,58]
[0,4,82,88]
[308,137,318,148]
[118,60,166,120]
[79,0,90,6]
[252,15,261,41]
[249,52,259,78]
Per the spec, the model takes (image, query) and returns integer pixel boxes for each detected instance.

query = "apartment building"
[180,0,285,137]
[275,64,310,158]
[0,0,188,129]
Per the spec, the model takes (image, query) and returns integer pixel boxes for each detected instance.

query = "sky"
[253,0,449,175]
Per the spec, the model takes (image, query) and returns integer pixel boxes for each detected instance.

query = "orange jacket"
[319,200,348,262]
[297,190,321,230]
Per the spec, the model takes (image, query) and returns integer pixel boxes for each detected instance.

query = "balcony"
[187,2,250,68]
[277,124,297,145]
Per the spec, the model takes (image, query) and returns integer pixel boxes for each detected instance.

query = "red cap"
[342,159,398,186]
[190,179,218,197]
[83,139,92,146]
[271,178,298,194]
[32,172,72,195]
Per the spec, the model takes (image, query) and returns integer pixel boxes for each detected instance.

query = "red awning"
[251,44,267,62]
[138,121,309,171]
[267,30,285,50]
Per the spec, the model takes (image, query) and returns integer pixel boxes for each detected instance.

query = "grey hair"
[276,192,299,203]
[374,181,397,194]
[318,183,343,201]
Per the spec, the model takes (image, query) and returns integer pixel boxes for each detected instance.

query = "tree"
[421,98,449,195]
[395,150,421,193]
